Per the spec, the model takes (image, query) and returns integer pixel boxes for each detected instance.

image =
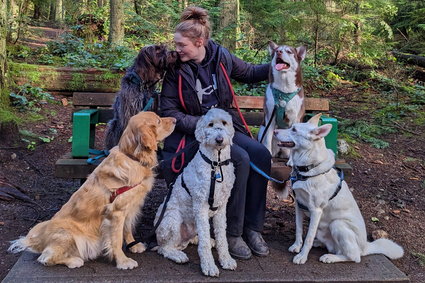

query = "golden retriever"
[8,112,176,270]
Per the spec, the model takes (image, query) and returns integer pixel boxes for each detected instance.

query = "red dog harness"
[110,183,140,203]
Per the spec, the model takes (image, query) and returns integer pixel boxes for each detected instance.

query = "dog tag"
[215,172,222,179]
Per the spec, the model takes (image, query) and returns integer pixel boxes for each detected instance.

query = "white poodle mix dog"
[155,108,237,277]
[274,114,404,264]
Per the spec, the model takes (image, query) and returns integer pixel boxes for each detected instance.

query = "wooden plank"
[305,98,329,111]
[235,96,329,111]
[73,92,329,111]
[73,92,116,106]
[55,154,98,179]
[235,96,263,109]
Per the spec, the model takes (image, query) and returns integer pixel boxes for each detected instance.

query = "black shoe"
[227,235,252,260]
[243,228,270,257]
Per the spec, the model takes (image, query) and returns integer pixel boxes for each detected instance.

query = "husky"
[258,41,306,160]
[274,113,404,264]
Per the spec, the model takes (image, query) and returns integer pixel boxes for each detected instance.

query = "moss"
[68,72,87,91]
[10,62,122,92]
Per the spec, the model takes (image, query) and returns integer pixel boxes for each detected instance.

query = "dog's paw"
[319,254,343,263]
[129,242,146,254]
[293,253,308,264]
[201,261,220,277]
[288,242,302,253]
[220,257,237,271]
[170,250,189,264]
[158,248,189,264]
[66,257,84,268]
[116,257,138,270]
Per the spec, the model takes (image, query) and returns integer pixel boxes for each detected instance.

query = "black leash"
[259,107,277,144]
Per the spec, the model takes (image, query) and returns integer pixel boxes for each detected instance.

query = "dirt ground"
[1,26,424,282]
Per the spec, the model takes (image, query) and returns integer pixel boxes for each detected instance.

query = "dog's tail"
[8,237,29,253]
[364,239,404,259]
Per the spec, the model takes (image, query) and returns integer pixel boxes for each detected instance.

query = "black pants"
[161,131,271,237]
[226,131,271,236]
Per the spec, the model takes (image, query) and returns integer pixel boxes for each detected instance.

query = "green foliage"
[339,119,396,149]
[391,0,425,55]
[42,33,137,69]
[412,252,425,266]
[9,84,54,113]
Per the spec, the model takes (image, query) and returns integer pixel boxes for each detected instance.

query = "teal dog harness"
[272,87,301,128]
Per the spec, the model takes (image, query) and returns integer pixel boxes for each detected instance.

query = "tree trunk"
[109,0,124,47]
[0,0,19,145]
[219,0,240,52]
[49,0,56,21]
[97,0,105,7]
[33,2,41,19]
[134,0,141,15]
[354,2,361,44]
[393,51,425,68]
[314,11,319,67]
[0,0,7,92]
[54,0,63,22]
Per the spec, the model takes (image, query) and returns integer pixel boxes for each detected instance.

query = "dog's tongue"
[275,63,289,71]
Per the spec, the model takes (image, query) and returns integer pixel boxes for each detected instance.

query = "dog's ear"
[194,116,205,143]
[296,45,307,62]
[138,125,157,151]
[119,125,139,156]
[311,124,332,140]
[268,41,278,56]
[307,113,322,126]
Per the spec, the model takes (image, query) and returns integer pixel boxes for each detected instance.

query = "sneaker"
[227,235,252,260]
[243,228,270,257]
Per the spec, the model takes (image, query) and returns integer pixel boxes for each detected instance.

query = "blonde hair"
[175,6,210,45]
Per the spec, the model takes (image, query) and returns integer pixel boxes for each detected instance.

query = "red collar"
[110,183,140,203]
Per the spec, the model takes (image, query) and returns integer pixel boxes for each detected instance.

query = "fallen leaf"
[409,177,420,180]
[402,209,411,213]
[61,98,68,106]
[392,209,401,214]
[372,160,384,164]
[0,221,4,226]
[372,229,389,240]
[371,217,379,222]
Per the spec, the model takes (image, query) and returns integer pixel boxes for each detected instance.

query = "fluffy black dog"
[105,45,178,149]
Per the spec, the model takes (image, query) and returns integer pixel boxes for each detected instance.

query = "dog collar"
[199,150,231,167]
[125,153,153,168]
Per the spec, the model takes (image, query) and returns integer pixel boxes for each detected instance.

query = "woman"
[160,6,271,260]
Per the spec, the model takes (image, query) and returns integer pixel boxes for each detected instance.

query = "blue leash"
[249,161,289,184]
[87,149,110,165]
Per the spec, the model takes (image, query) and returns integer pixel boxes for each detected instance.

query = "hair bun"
[180,6,209,25]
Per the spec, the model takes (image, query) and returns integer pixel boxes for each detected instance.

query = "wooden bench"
[55,92,347,179]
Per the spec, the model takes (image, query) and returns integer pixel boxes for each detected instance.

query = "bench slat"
[73,92,116,107]
[73,92,329,111]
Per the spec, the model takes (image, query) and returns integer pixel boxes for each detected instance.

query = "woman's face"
[174,32,205,63]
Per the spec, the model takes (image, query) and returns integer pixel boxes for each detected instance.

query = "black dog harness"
[181,150,231,211]
[291,164,344,211]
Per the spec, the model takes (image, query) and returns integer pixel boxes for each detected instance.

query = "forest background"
[0,0,424,281]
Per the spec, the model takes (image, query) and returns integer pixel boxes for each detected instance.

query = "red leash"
[171,75,188,173]
[219,63,253,138]
[172,62,254,173]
